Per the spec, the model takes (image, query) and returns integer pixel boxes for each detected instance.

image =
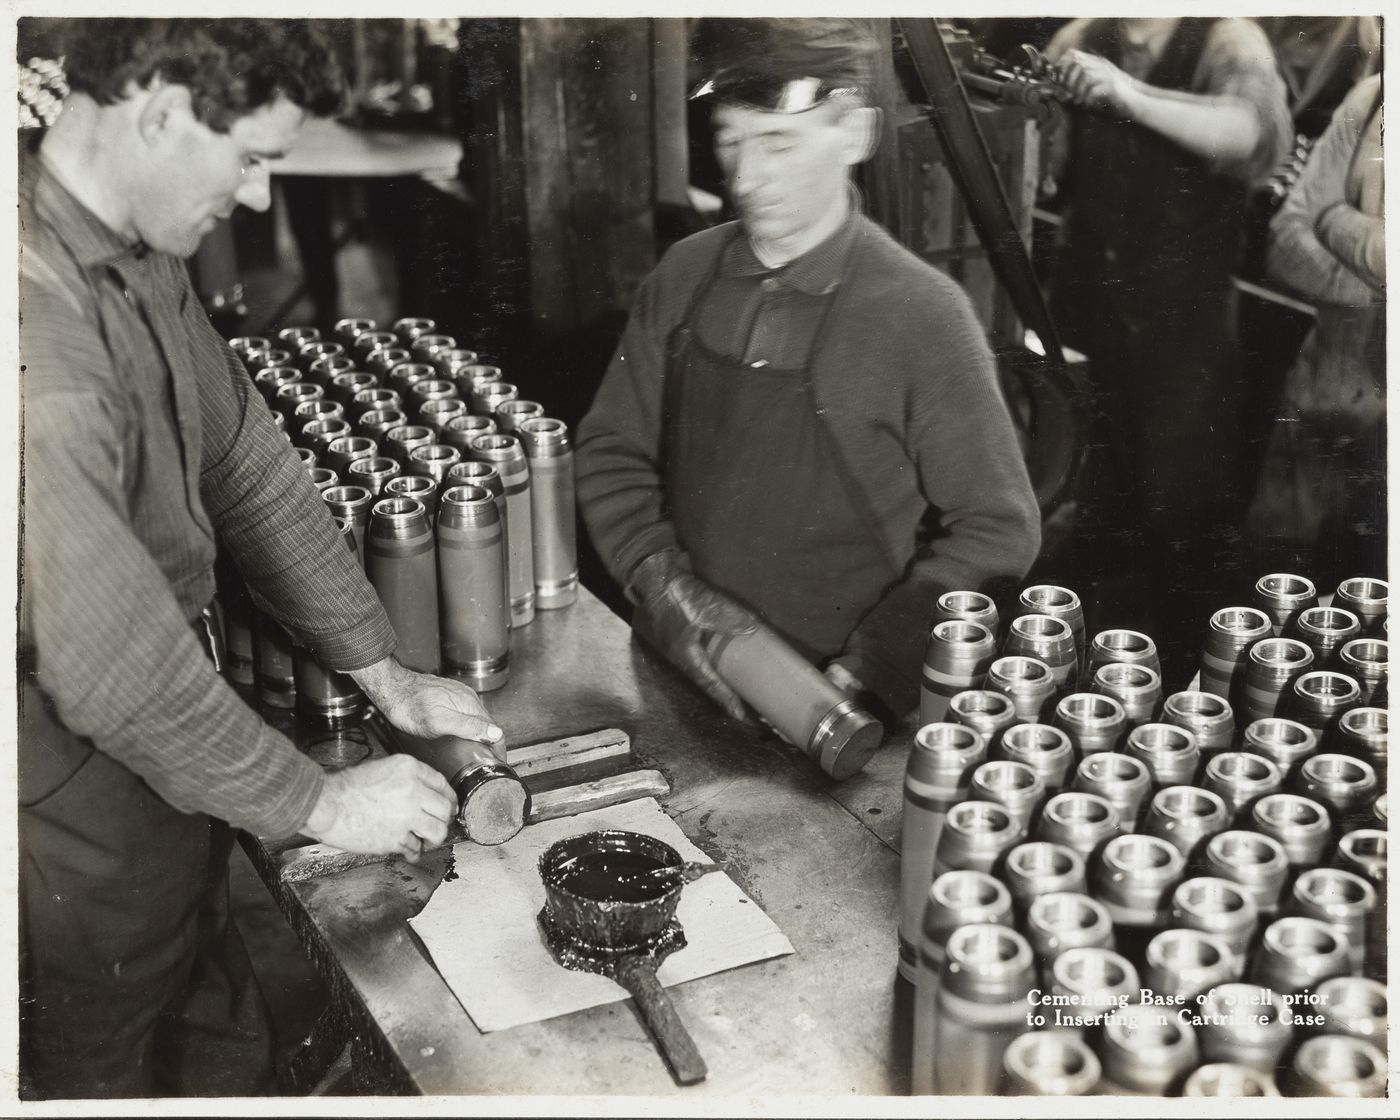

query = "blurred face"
[133,94,304,258]
[713,100,865,261]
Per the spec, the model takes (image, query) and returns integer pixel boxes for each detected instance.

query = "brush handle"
[615,957,708,1086]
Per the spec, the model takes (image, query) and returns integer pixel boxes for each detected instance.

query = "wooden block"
[527,769,670,824]
[505,727,631,777]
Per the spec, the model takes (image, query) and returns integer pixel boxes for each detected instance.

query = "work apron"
[18,611,274,1099]
[660,235,895,664]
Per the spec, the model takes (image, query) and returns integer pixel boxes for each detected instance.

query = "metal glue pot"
[539,829,685,949]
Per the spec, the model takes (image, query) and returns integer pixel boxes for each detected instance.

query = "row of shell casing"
[902,578,1388,1097]
[222,318,578,725]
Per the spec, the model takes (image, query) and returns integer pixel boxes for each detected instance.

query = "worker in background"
[576,17,1040,729]
[19,19,501,1098]
[1042,17,1292,684]
[1246,74,1385,585]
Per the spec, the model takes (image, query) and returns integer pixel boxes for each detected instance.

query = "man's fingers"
[691,658,747,722]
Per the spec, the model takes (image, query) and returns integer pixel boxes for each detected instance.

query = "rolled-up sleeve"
[1196,18,1293,186]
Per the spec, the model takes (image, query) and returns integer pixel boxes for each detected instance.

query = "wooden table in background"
[243,586,916,1096]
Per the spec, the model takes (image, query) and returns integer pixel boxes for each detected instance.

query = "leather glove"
[627,550,758,721]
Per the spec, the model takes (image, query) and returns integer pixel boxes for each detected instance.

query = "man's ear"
[839,105,882,166]
[135,81,195,149]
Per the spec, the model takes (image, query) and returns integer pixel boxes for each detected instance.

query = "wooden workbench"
[243,586,915,1096]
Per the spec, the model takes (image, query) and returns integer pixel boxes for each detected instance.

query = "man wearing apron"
[19,20,501,1097]
[577,19,1041,726]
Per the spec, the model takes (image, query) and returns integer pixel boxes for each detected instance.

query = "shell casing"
[1242,717,1320,779]
[347,385,397,421]
[947,689,1018,750]
[1335,828,1387,886]
[1203,830,1289,916]
[1284,670,1362,735]
[1242,637,1315,722]
[1001,841,1086,913]
[1337,639,1387,705]
[293,520,368,728]
[441,413,498,451]
[986,655,1057,723]
[410,333,457,365]
[408,443,462,488]
[294,445,316,469]
[366,497,441,674]
[1072,752,1151,831]
[1052,691,1128,757]
[1086,628,1161,684]
[1334,706,1387,779]
[1253,572,1319,636]
[468,434,535,626]
[494,398,545,434]
[1181,1064,1280,1097]
[357,407,409,443]
[385,473,440,523]
[452,363,503,399]
[253,612,297,709]
[1294,606,1362,669]
[1372,793,1386,827]
[384,424,437,468]
[247,347,293,373]
[1250,916,1350,997]
[933,925,1035,1095]
[1143,928,1239,1003]
[1169,876,1259,961]
[995,723,1075,793]
[1288,867,1376,973]
[1125,722,1200,789]
[300,418,353,459]
[517,417,578,610]
[1296,752,1379,831]
[919,620,997,726]
[436,485,511,691]
[932,799,1024,879]
[307,355,355,387]
[321,484,374,566]
[296,340,345,373]
[1090,662,1162,727]
[471,380,519,418]
[899,723,987,981]
[291,399,344,441]
[386,362,436,397]
[1202,751,1283,820]
[1044,944,1135,1036]
[391,316,436,344]
[909,869,1011,1090]
[1312,976,1387,1044]
[1016,584,1086,674]
[933,589,999,635]
[365,345,412,376]
[1034,792,1122,863]
[333,316,377,345]
[408,377,459,421]
[230,334,272,360]
[1200,606,1272,705]
[1025,893,1115,974]
[346,455,401,497]
[433,347,480,379]
[324,436,378,480]
[1004,614,1077,695]
[1194,984,1293,1073]
[1287,1035,1388,1098]
[1141,785,1230,862]
[1001,1032,1100,1096]
[1092,833,1186,928]
[216,569,256,687]
[1099,1003,1199,1095]
[271,411,286,435]
[1250,793,1332,868]
[273,381,323,422]
[1333,576,1389,635]
[352,330,400,359]
[280,326,321,354]
[306,466,337,495]
[970,760,1046,837]
[1161,690,1235,759]
[418,397,469,434]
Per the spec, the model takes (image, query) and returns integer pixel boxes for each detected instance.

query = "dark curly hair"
[55,18,346,132]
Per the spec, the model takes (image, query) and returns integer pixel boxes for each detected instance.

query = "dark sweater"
[577,215,1041,716]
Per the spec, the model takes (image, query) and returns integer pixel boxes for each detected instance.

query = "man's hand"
[352,656,504,755]
[628,550,758,721]
[1057,49,1139,116]
[824,662,865,701]
[302,754,458,861]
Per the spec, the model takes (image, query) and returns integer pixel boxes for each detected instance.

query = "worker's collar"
[722,205,860,295]
[27,151,150,268]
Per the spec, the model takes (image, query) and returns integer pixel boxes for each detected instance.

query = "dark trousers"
[19,680,275,1099]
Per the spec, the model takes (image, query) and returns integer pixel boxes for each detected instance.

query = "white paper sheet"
[409,797,794,1033]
